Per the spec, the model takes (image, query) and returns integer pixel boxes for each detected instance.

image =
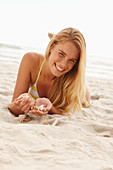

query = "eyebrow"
[59,50,67,56]
[59,50,78,61]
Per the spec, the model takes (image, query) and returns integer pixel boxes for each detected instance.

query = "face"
[48,41,79,77]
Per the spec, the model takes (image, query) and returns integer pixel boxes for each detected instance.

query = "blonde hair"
[45,27,87,113]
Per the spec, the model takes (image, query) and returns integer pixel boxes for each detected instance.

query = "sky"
[0,0,113,58]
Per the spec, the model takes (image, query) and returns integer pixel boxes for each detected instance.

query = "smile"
[55,64,65,72]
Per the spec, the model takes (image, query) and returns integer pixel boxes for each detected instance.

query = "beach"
[0,44,113,170]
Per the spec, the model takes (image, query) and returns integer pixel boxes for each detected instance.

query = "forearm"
[85,82,90,103]
[49,105,64,115]
[8,103,24,117]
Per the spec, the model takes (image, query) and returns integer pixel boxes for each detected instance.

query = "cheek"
[68,63,75,70]
[48,55,56,67]
[49,54,60,64]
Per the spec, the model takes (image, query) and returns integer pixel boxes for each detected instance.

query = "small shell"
[43,119,49,125]
[34,106,39,110]
[38,105,45,111]
[82,102,91,108]
[19,114,31,123]
[31,105,39,110]
[30,104,45,111]
[30,105,34,110]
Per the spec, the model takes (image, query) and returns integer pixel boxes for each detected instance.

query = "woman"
[8,27,90,117]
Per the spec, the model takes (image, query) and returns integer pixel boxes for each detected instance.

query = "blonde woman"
[8,27,90,117]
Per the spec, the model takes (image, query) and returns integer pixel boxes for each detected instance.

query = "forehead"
[54,41,79,59]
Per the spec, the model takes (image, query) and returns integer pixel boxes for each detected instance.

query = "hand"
[29,97,52,116]
[10,93,35,113]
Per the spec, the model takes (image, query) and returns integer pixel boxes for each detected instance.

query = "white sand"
[0,62,113,170]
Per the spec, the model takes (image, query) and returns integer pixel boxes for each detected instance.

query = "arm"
[8,53,34,116]
[49,105,64,115]
[85,84,90,103]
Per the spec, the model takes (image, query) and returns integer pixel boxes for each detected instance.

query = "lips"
[55,63,65,72]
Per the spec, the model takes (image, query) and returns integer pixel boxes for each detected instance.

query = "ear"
[48,32,55,39]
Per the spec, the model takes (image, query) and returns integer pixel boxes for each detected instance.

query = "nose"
[60,58,68,69]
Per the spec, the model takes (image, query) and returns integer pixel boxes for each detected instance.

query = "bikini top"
[28,58,45,100]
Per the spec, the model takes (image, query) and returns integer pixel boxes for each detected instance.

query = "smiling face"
[48,41,79,77]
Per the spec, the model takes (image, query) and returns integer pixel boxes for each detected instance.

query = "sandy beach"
[0,60,113,170]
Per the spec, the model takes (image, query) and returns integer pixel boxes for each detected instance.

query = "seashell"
[31,105,38,110]
[30,105,45,111]
[34,106,39,110]
[19,114,31,123]
[43,119,49,125]
[38,105,45,111]
[30,105,34,110]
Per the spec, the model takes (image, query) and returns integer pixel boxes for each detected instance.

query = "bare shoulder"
[20,52,45,83]
[21,52,44,70]
[22,52,44,64]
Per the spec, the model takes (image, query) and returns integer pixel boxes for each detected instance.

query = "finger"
[21,103,30,112]
[38,110,48,115]
[45,104,52,111]
[24,107,31,113]
[29,110,48,116]
[19,98,30,108]
[29,110,42,116]
[10,100,20,107]
[29,101,35,108]
[24,101,33,113]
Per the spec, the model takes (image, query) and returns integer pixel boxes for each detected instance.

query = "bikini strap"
[35,58,46,84]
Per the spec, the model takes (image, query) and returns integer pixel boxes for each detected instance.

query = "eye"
[59,52,64,57]
[69,59,76,63]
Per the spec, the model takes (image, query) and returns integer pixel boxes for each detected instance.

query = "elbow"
[85,87,90,103]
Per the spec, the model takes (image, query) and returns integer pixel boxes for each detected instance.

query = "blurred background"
[0,0,113,78]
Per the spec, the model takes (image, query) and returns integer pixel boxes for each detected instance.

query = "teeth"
[56,65,64,71]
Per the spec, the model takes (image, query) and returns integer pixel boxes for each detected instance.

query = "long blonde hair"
[45,27,87,113]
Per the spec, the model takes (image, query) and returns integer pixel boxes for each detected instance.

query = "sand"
[0,62,113,170]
